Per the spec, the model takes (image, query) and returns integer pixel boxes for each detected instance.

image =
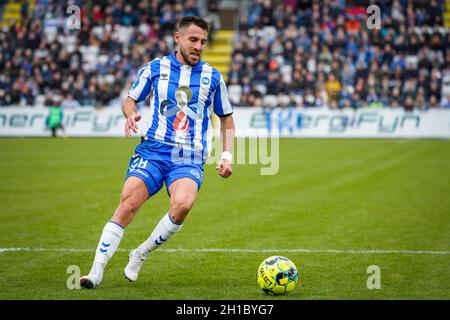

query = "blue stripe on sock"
[108,220,125,229]
[167,212,182,226]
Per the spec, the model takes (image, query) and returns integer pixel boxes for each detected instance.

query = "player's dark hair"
[177,16,209,33]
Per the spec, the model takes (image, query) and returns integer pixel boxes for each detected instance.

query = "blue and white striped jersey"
[128,51,233,157]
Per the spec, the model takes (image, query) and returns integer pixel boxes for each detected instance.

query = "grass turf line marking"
[1,247,450,255]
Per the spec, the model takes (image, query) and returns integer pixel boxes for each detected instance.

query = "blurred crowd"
[228,0,450,110]
[0,0,219,107]
[0,0,449,111]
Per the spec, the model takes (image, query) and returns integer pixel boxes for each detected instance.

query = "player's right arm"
[122,97,141,137]
[123,62,154,137]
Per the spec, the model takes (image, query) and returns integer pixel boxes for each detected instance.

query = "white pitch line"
[1,247,450,255]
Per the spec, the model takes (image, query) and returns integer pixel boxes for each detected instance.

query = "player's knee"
[170,195,194,218]
[171,201,193,216]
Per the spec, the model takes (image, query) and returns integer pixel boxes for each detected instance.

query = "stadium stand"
[229,0,450,110]
[0,0,449,110]
[0,0,230,107]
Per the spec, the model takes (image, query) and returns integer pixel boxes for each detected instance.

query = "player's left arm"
[124,62,153,137]
[213,73,235,178]
[216,114,235,178]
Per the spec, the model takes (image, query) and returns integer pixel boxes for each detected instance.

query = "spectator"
[0,89,12,106]
[403,96,415,112]
[338,84,352,109]
[61,94,81,109]
[415,89,428,110]
[440,94,450,109]
[325,73,341,101]
[429,95,439,109]
[253,62,268,84]
[349,92,361,109]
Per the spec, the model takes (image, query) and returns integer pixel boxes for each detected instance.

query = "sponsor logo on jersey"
[160,87,199,134]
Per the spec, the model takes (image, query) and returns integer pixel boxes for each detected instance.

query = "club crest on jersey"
[201,77,210,85]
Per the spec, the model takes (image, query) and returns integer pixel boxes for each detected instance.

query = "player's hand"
[124,113,142,137]
[216,159,233,178]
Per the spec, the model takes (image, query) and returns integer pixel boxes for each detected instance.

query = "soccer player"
[80,16,235,289]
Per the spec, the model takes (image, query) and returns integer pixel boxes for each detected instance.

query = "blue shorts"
[125,139,204,197]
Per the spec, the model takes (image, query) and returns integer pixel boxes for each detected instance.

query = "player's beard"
[180,47,200,66]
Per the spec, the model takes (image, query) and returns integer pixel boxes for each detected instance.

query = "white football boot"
[80,263,104,289]
[124,249,146,282]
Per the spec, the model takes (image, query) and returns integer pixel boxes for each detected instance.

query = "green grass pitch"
[0,137,449,299]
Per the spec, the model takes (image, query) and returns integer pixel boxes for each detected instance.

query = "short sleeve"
[128,63,153,103]
[213,74,233,117]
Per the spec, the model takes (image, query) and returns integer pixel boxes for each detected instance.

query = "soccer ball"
[257,256,299,295]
